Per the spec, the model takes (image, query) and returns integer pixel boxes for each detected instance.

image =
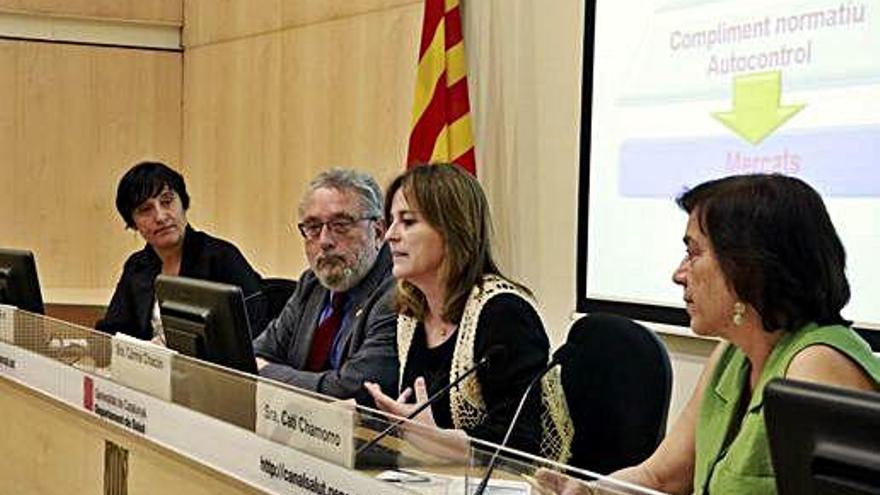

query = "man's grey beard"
[314,247,378,292]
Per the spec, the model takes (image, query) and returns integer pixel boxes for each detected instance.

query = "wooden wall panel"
[0,40,181,304]
[183,1,420,278]
[183,0,418,47]
[183,0,281,47]
[0,0,181,23]
[182,33,284,275]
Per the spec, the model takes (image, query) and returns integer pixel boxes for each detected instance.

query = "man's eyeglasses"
[297,215,378,239]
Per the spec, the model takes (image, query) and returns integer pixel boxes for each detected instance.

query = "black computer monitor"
[765,378,880,495]
[0,248,45,314]
[155,274,256,374]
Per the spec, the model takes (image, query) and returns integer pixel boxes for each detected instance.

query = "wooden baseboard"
[45,303,106,329]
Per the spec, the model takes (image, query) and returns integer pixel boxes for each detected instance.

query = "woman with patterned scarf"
[365,163,571,462]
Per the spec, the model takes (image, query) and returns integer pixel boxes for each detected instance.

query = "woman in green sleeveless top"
[538,174,879,495]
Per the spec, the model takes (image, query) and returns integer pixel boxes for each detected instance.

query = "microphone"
[472,337,581,495]
[357,345,507,456]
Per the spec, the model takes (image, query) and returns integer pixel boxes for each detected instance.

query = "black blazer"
[96,226,266,340]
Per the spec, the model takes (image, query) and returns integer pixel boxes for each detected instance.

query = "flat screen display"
[577,0,880,329]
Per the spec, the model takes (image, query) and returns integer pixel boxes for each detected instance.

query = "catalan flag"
[406,0,476,174]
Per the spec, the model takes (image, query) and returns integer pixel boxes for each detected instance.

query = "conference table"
[0,307,658,495]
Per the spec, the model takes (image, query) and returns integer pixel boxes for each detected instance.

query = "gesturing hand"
[364,376,438,428]
[364,377,470,461]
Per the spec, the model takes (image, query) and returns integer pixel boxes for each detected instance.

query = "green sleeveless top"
[693,323,880,495]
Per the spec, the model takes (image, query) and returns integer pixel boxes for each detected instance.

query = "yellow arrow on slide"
[713,71,805,145]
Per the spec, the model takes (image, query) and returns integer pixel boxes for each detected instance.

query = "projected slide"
[583,0,880,327]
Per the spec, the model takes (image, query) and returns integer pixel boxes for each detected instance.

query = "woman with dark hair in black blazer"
[96,161,267,342]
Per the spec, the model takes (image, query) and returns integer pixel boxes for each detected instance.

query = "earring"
[732,302,746,327]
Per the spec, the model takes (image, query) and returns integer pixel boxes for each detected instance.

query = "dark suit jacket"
[96,226,267,340]
[252,246,398,405]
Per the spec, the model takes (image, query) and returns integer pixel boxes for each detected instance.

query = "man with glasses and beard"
[253,168,397,404]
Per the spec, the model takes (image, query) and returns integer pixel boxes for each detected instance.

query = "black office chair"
[854,327,880,352]
[260,277,298,321]
[561,312,673,474]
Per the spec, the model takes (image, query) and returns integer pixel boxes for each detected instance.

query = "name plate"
[84,375,152,435]
[110,333,175,401]
[0,304,14,342]
[255,381,355,468]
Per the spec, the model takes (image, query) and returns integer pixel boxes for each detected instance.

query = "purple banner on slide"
[619,126,880,198]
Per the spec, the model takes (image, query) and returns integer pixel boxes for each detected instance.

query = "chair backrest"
[561,312,672,474]
[260,277,298,322]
